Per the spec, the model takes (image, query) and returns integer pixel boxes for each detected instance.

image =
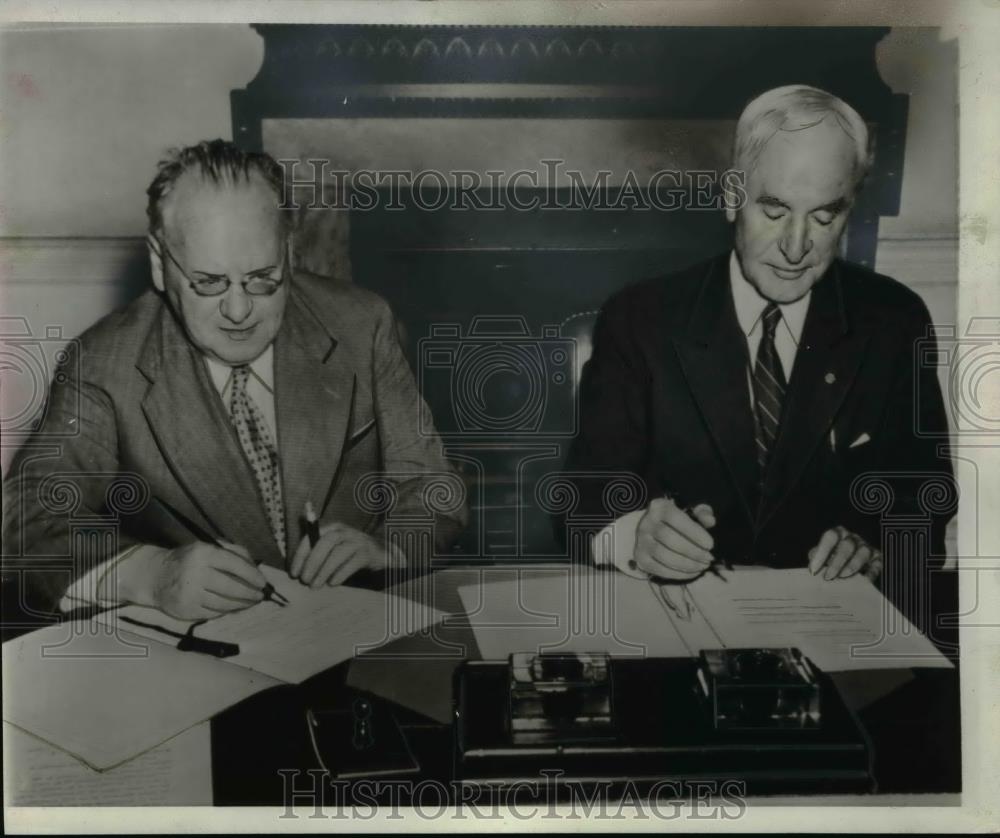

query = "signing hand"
[290,523,402,589]
[808,525,883,581]
[633,497,716,581]
[144,541,266,621]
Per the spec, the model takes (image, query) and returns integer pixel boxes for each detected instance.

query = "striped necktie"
[229,364,286,556]
[752,303,786,482]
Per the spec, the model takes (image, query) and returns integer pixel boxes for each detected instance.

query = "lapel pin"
[824,372,836,384]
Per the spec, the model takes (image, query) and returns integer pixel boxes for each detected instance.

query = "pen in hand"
[212,538,290,607]
[150,494,289,607]
[304,500,320,550]
[666,493,731,578]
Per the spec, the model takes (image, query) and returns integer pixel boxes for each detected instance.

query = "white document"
[3,720,212,806]
[684,567,954,672]
[1,623,278,771]
[102,566,447,684]
[457,566,694,660]
[458,565,952,672]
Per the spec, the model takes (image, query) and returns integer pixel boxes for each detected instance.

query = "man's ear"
[721,168,743,224]
[147,235,165,292]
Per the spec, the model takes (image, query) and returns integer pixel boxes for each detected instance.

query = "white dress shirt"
[203,346,277,438]
[59,349,277,611]
[593,252,812,576]
[729,251,810,394]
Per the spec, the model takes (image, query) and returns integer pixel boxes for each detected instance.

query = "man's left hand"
[808,525,882,581]
[289,523,402,589]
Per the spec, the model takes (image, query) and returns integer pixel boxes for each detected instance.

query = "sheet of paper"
[457,566,695,660]
[684,567,953,672]
[3,720,212,806]
[2,622,279,771]
[456,565,952,672]
[102,566,447,684]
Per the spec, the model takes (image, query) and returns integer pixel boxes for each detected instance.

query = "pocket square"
[849,432,871,449]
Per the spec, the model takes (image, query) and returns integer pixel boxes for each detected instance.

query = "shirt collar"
[728,251,811,344]
[204,344,275,398]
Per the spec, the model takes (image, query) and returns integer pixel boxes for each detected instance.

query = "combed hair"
[146,139,289,236]
[732,85,874,193]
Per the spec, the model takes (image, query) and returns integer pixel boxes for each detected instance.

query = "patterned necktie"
[229,365,286,556]
[752,303,787,482]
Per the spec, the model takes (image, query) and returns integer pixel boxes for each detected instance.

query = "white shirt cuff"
[590,509,650,580]
[58,544,166,612]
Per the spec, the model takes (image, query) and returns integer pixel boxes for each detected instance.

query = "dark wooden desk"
[211,568,961,806]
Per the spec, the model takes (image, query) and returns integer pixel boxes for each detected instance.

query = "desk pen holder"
[697,647,821,730]
[507,652,614,744]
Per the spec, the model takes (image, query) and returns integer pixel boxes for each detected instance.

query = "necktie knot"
[229,365,253,414]
[230,364,251,393]
[762,303,782,337]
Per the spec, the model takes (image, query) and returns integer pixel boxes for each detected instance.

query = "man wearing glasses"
[3,140,465,621]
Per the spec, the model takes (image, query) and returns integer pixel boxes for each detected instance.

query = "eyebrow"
[191,264,278,279]
[756,195,849,214]
[813,198,849,214]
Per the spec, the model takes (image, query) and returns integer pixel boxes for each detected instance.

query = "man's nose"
[779,217,812,265]
[219,283,253,323]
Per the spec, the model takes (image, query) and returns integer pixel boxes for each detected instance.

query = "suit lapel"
[757,262,870,530]
[274,288,356,551]
[137,306,280,564]
[672,256,759,526]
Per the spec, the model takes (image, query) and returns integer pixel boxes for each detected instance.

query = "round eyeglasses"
[157,237,290,298]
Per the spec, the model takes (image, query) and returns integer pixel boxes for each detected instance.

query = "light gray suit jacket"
[2,272,466,613]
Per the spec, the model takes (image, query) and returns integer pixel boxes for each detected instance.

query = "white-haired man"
[563,85,954,629]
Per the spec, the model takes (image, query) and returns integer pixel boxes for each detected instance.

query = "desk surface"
[210,567,961,806]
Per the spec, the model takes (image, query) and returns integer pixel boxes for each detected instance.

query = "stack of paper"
[100,565,447,683]
[1,623,278,771]
[5,567,446,772]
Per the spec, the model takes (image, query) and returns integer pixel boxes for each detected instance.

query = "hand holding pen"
[290,499,394,588]
[141,496,290,619]
[128,541,286,622]
[631,494,728,584]
[209,538,290,607]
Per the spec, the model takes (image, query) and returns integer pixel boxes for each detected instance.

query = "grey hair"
[732,85,873,193]
[146,139,291,237]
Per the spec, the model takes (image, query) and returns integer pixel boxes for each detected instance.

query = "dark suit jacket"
[2,272,466,614]
[561,255,955,584]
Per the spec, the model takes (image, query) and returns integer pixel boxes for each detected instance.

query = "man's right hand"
[120,542,267,621]
[633,497,716,581]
